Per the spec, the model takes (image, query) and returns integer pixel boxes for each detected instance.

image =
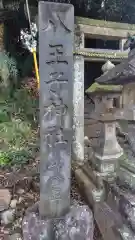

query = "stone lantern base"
[91,114,123,176]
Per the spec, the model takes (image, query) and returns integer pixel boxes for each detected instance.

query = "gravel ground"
[0,160,102,240]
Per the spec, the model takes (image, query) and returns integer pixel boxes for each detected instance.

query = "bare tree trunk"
[0,0,4,51]
[0,0,3,9]
[0,23,4,51]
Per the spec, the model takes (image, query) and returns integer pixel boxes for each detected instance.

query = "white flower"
[20,23,38,52]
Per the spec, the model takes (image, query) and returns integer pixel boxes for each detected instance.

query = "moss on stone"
[119,153,127,161]
[86,82,123,93]
[75,17,135,31]
[74,50,128,59]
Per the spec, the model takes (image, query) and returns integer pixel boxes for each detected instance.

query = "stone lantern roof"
[85,61,123,95]
[95,49,135,85]
[85,82,123,95]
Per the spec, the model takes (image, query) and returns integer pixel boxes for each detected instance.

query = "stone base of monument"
[22,203,94,240]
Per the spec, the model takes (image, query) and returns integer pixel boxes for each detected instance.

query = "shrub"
[13,85,39,126]
[0,77,39,167]
[0,150,32,166]
[0,52,18,88]
[0,118,36,166]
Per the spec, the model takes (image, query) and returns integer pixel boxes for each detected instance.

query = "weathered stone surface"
[22,212,54,240]
[16,189,25,195]
[119,152,135,174]
[10,199,18,209]
[105,182,135,233]
[84,95,95,120]
[1,209,15,225]
[39,2,74,217]
[106,185,120,215]
[0,189,11,212]
[116,224,135,240]
[54,205,93,240]
[95,48,135,85]
[107,182,135,210]
[82,163,104,188]
[94,202,123,240]
[118,167,135,191]
[73,31,84,163]
[126,121,135,154]
[122,83,135,106]
[84,137,94,162]
[84,122,102,139]
[93,120,123,174]
[75,168,105,206]
[9,233,22,240]
[119,194,135,232]
[22,205,94,240]
[117,106,135,121]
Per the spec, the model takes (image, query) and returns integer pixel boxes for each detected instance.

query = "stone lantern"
[85,62,123,179]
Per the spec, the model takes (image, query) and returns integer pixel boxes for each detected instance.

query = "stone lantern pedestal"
[93,113,123,176]
[86,88,123,180]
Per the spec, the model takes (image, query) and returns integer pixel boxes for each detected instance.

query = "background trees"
[42,0,135,24]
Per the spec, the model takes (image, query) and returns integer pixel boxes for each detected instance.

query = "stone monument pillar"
[38,1,74,218]
[22,2,93,240]
[73,29,84,164]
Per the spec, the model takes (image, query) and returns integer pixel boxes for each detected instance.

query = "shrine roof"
[76,17,135,39]
[76,17,135,31]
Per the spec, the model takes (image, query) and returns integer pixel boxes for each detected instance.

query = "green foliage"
[0,150,32,166]
[0,85,38,167]
[0,52,18,88]
[0,82,39,126]
[0,118,33,149]
[0,152,11,166]
[13,87,39,125]
[43,0,135,23]
[0,110,9,123]
[0,118,35,166]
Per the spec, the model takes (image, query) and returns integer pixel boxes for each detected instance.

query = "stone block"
[93,120,123,174]
[105,182,135,232]
[118,167,135,191]
[22,212,54,240]
[22,204,94,240]
[75,168,105,207]
[126,122,135,154]
[116,224,135,240]
[94,202,123,240]
[54,205,93,240]
[120,156,135,175]
[0,189,11,212]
